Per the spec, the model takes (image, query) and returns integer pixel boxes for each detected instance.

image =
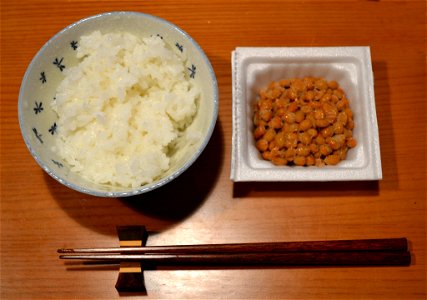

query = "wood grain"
[1,0,425,299]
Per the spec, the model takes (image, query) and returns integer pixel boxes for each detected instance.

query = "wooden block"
[115,226,148,293]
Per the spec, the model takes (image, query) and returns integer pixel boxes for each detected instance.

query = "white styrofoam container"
[231,47,382,181]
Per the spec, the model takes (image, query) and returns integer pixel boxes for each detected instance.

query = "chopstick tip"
[58,248,74,253]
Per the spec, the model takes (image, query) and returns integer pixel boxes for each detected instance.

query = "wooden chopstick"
[58,238,411,266]
[59,251,411,266]
[58,238,408,254]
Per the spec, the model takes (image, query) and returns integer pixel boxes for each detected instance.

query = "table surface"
[1,1,426,299]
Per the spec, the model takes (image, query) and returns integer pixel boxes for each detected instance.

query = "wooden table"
[1,1,426,299]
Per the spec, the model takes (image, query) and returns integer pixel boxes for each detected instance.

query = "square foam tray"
[231,47,382,182]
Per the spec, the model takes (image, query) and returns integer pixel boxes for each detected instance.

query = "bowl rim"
[18,11,219,197]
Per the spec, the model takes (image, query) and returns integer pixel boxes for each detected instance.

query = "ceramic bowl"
[18,12,218,197]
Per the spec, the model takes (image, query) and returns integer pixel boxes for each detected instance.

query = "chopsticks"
[58,252,410,266]
[58,238,411,266]
[59,238,408,254]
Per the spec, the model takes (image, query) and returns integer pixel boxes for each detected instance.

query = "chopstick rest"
[114,226,148,293]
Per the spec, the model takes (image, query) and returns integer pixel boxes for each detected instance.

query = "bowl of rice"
[18,12,218,197]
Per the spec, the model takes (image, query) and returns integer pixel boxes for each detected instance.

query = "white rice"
[52,31,200,188]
